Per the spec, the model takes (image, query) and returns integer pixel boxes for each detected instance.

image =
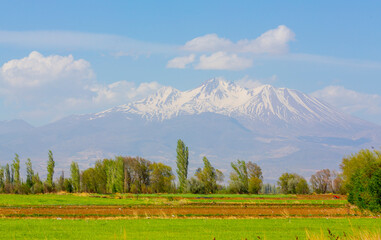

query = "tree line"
[0,139,380,211]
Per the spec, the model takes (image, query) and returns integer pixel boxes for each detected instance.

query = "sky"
[0,1,381,126]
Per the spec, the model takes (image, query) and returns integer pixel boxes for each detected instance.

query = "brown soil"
[99,194,347,201]
[0,204,354,219]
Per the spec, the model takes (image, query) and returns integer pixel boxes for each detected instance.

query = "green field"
[0,193,347,206]
[0,194,379,239]
[1,218,380,240]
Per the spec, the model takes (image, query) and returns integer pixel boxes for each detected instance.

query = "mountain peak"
[93,78,357,128]
[198,77,233,94]
[202,77,228,87]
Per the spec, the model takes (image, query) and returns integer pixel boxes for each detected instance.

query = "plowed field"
[0,194,363,219]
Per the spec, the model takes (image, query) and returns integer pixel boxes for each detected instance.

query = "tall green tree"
[103,159,117,193]
[81,168,97,193]
[46,150,55,188]
[5,164,10,184]
[229,160,248,193]
[149,162,174,193]
[193,157,221,194]
[26,158,34,188]
[277,173,309,194]
[176,139,189,193]
[70,161,80,192]
[105,157,124,193]
[57,171,65,192]
[132,157,151,192]
[341,149,381,193]
[121,156,152,193]
[0,167,4,192]
[4,164,11,193]
[247,161,263,194]
[93,159,108,193]
[12,154,20,184]
[31,173,44,194]
[346,149,381,213]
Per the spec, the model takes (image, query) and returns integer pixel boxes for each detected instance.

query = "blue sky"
[0,1,381,125]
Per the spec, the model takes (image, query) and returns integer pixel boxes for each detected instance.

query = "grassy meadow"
[0,193,347,206]
[1,218,380,240]
[0,193,380,239]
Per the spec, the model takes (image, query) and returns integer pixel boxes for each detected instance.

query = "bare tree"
[310,169,332,193]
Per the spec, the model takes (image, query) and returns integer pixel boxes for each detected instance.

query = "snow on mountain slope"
[0,78,379,180]
[92,78,363,129]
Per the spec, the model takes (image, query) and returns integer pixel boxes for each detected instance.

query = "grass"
[135,193,295,198]
[187,199,347,205]
[0,218,380,239]
[1,193,375,239]
[306,229,381,240]
[0,193,346,206]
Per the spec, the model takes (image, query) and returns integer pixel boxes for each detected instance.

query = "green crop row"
[0,194,345,206]
[0,218,380,240]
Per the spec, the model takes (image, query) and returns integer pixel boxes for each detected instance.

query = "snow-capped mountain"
[0,78,379,181]
[93,78,366,132]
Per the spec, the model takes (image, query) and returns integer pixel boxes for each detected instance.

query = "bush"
[248,177,262,194]
[64,179,73,193]
[32,181,44,194]
[348,167,381,213]
[346,149,381,213]
[278,173,309,194]
[186,178,206,194]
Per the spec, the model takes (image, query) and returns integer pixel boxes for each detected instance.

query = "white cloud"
[183,34,233,52]
[169,25,294,71]
[236,75,277,89]
[1,51,93,87]
[311,86,381,123]
[195,52,252,70]
[183,25,294,54]
[90,81,162,105]
[166,54,195,69]
[237,25,295,54]
[0,52,163,124]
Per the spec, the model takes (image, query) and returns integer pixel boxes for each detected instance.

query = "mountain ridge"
[0,78,379,181]
[91,78,371,132]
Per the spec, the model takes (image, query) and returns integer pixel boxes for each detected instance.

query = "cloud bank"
[1,51,94,87]
[195,52,252,70]
[312,86,381,124]
[168,25,295,70]
[183,25,295,54]
[166,54,195,69]
[0,52,163,124]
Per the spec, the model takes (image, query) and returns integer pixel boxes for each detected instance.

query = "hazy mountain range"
[1,78,380,181]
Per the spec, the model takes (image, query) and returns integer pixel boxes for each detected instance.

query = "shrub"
[346,149,381,213]
[186,178,205,194]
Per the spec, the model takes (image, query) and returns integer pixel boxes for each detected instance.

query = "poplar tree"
[26,158,34,188]
[0,167,4,191]
[70,161,80,192]
[176,139,189,193]
[229,160,248,193]
[46,150,55,188]
[196,157,218,194]
[12,154,20,184]
[5,164,10,184]
[247,161,263,194]
[4,164,11,193]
